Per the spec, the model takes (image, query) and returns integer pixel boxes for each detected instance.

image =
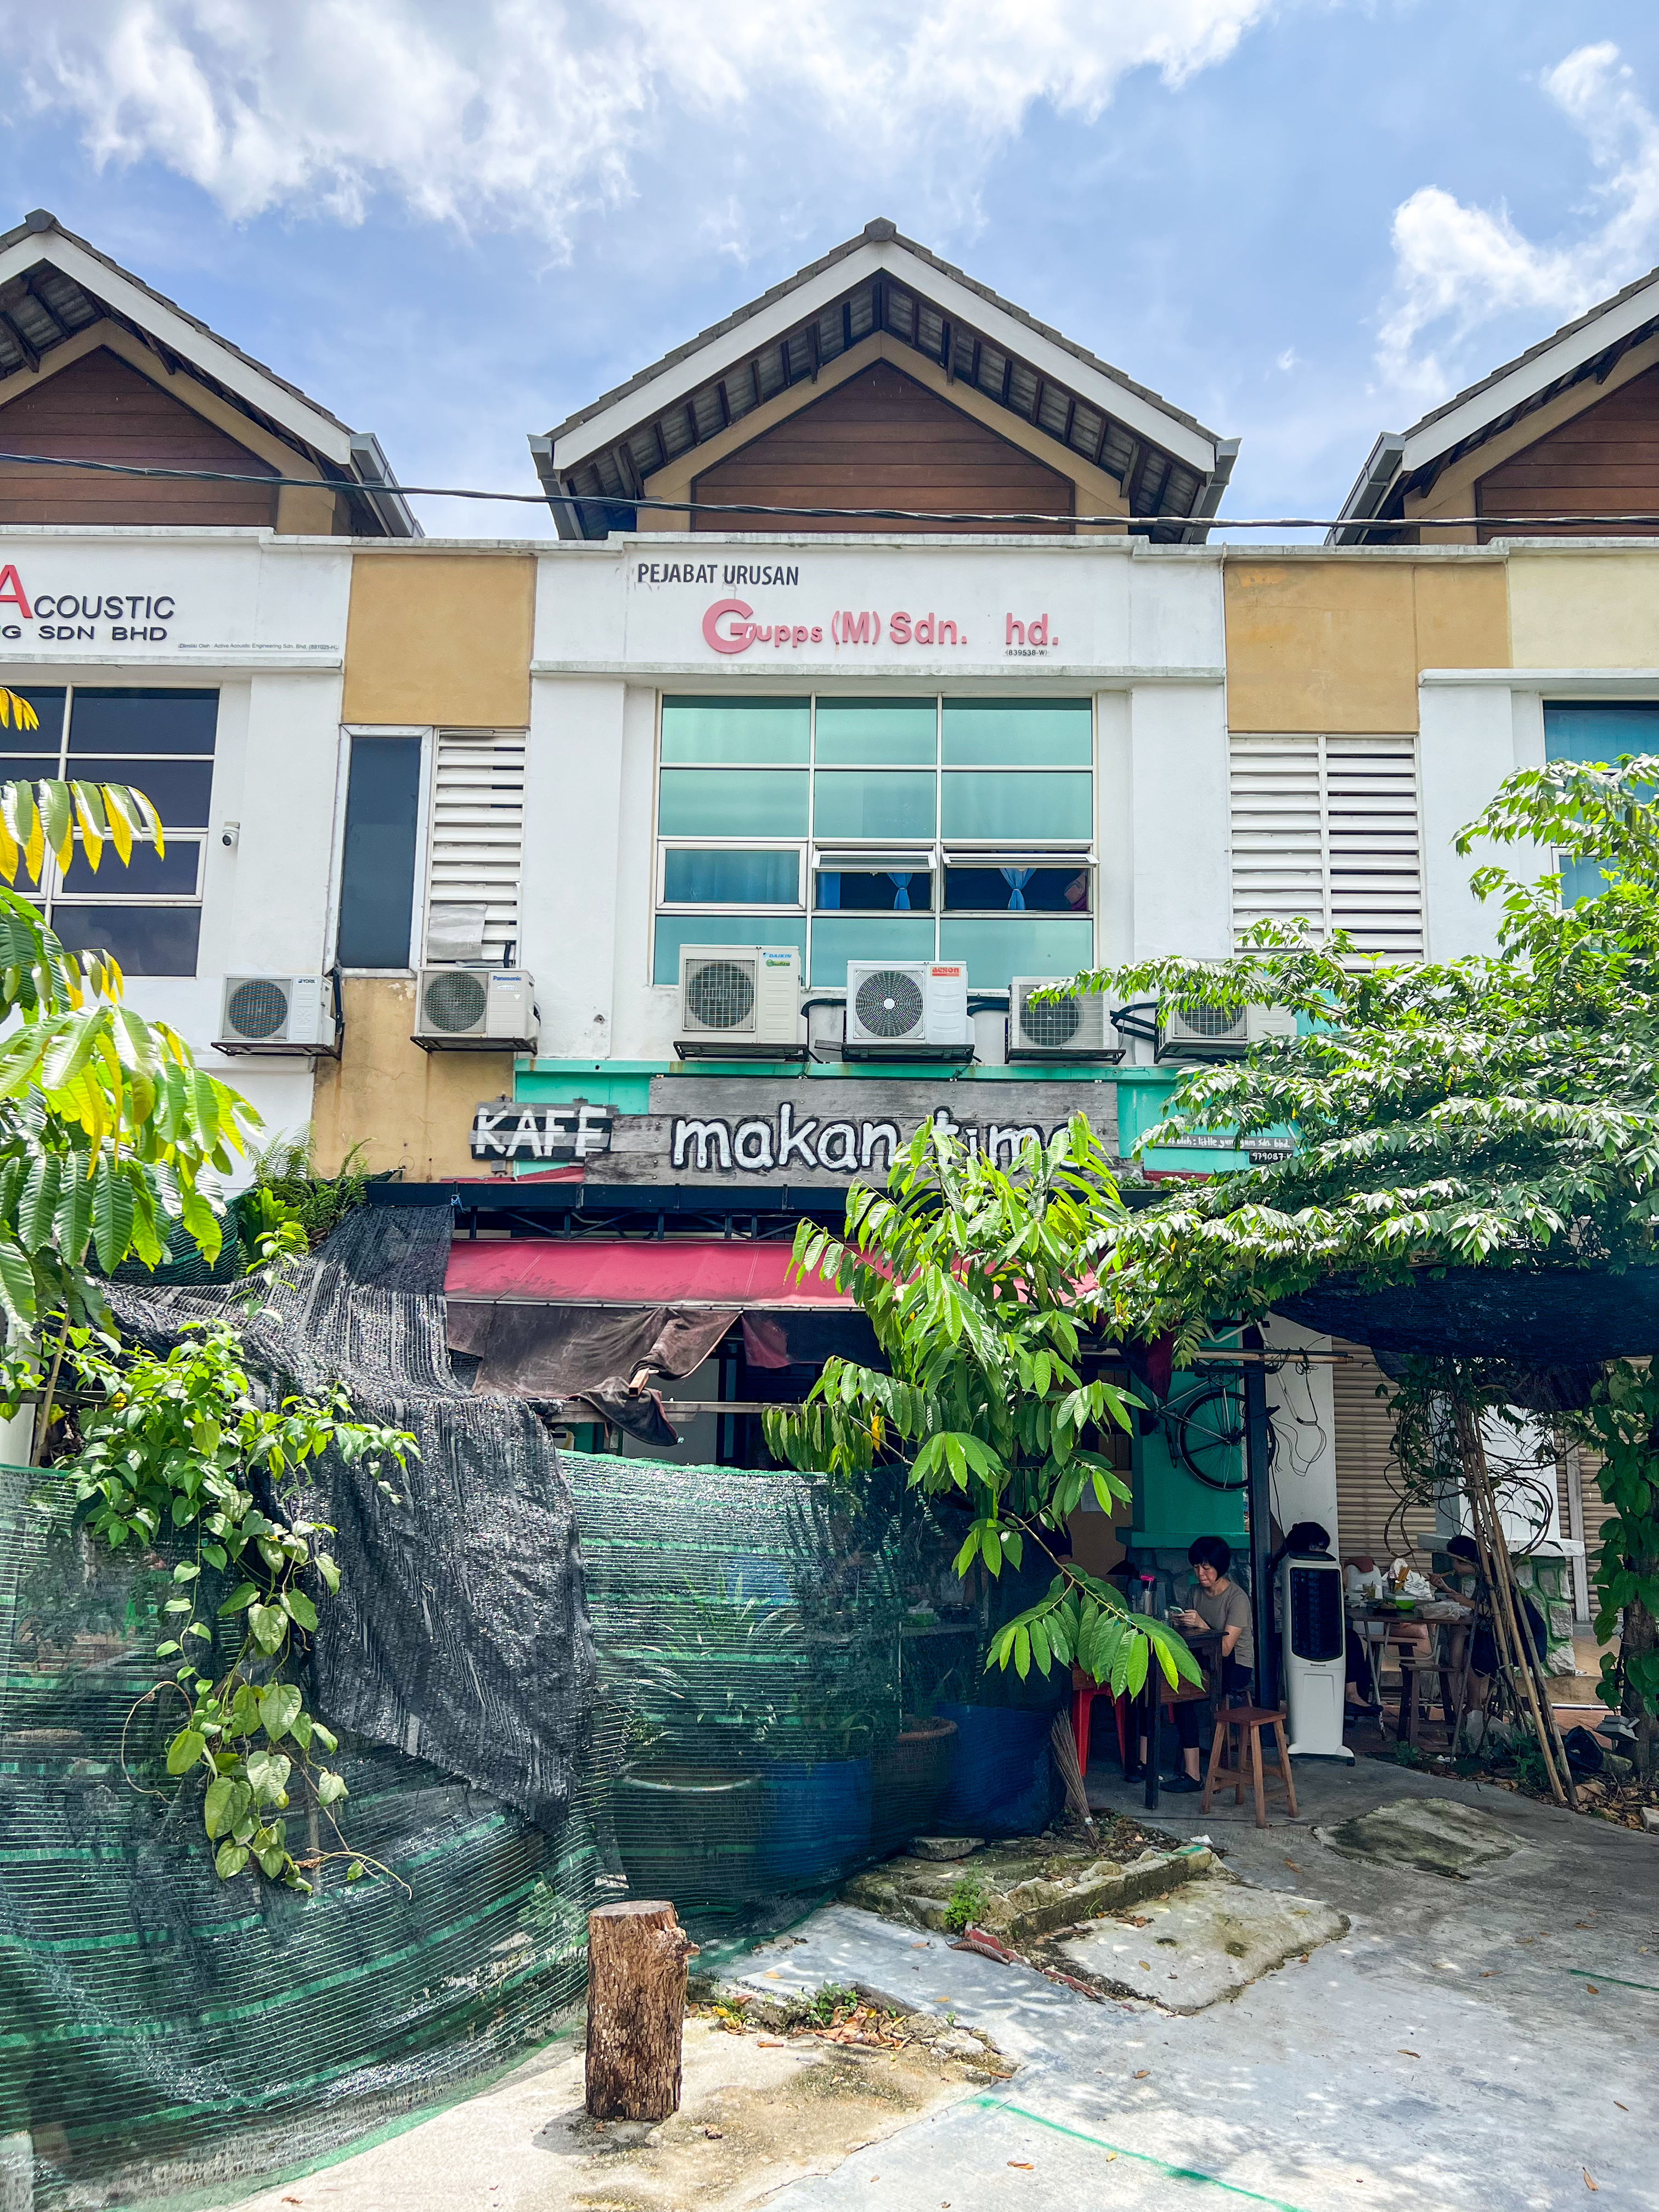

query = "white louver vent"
[426,730,526,964]
[1229,735,1424,961]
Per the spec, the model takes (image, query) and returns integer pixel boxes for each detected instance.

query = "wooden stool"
[1202,1705,1297,1827]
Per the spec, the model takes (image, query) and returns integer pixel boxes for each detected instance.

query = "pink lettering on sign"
[0,565,32,619]
[1005,612,1057,650]
[702,602,972,654]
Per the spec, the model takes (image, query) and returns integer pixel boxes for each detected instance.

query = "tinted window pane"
[71,757,214,826]
[652,913,806,985]
[944,865,1091,912]
[337,736,421,967]
[938,915,1094,989]
[52,903,202,977]
[58,839,201,897]
[814,699,937,764]
[943,771,1091,840]
[943,699,1092,766]
[662,848,800,904]
[0,759,62,784]
[3,689,64,759]
[1543,703,1659,905]
[810,914,935,984]
[815,868,933,912]
[658,769,808,837]
[812,771,936,840]
[67,689,219,754]
[661,697,810,763]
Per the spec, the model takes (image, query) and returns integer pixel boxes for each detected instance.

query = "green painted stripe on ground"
[1566,1968,1659,1995]
[971,2098,1316,2212]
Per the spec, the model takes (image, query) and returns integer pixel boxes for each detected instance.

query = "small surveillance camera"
[221,821,240,848]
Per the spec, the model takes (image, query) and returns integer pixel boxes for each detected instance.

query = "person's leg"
[1169,1696,1205,1787]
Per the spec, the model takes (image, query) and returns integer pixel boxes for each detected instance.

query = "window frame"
[7,682,219,977]
[330,725,434,977]
[652,691,1098,985]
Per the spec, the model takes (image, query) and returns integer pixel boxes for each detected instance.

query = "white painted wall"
[1262,1318,1339,1553]
[1128,681,1232,960]
[522,675,629,1057]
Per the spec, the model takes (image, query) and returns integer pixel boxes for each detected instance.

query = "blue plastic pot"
[759,1757,873,1884]
[933,1703,1058,1835]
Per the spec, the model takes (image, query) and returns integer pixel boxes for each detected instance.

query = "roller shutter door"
[1330,1339,1437,1564]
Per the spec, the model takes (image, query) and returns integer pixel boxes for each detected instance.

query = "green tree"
[763,1117,1201,1705]
[1075,753,1659,1771]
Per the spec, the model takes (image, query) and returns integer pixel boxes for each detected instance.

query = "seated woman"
[1147,1534,1255,1792]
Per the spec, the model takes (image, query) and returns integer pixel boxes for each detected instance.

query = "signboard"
[0,540,349,659]
[487,1076,1119,1186]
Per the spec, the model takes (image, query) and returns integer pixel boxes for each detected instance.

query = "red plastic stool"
[1070,1664,1128,1777]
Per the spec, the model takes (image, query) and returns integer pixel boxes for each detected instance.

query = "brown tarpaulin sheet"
[447,1301,738,1443]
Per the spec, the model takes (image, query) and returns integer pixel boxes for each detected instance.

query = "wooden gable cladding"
[690,361,1074,533]
[0,346,280,527]
[1476,363,1659,538]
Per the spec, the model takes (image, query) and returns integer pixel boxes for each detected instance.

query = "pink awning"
[444,1237,850,1308]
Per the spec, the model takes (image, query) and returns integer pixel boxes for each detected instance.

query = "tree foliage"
[763,1117,1200,1701]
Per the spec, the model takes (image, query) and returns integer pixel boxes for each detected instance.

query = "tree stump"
[585,1900,700,2120]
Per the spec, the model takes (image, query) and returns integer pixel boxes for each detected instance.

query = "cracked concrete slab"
[1312,1796,1530,1880]
[1057,1883,1349,2011]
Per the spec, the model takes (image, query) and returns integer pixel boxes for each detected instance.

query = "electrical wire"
[5,445,1659,532]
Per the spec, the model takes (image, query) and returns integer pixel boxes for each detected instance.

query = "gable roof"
[0,208,419,537]
[1330,262,1659,544]
[531,218,1237,541]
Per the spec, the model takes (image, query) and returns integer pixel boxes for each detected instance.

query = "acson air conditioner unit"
[675,945,806,1059]
[216,975,336,1056]
[1155,1002,1249,1060]
[844,961,972,1058]
[413,967,538,1052]
[1009,977,1124,1062]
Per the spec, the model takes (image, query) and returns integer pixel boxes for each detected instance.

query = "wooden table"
[1348,1604,1471,1738]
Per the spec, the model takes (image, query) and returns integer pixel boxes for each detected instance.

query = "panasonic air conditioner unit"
[1155,1002,1249,1060]
[675,945,806,1059]
[844,961,972,1058]
[414,966,538,1051]
[216,975,335,1056]
[1009,977,1122,1061]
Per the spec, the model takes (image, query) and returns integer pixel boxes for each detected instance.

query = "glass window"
[943,699,1093,765]
[52,904,204,977]
[337,736,422,968]
[939,915,1094,988]
[59,839,202,898]
[1543,702,1659,905]
[661,697,809,763]
[662,848,800,905]
[5,687,64,773]
[69,756,214,826]
[653,913,806,986]
[66,689,219,755]
[815,868,934,912]
[944,865,1090,912]
[659,768,808,837]
[814,699,938,764]
[810,915,936,985]
[812,770,936,840]
[943,771,1092,841]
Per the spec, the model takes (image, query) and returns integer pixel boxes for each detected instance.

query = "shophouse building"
[15,212,1659,1669]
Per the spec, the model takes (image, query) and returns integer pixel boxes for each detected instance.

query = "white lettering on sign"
[667,1103,1069,1177]
[471,1102,614,1162]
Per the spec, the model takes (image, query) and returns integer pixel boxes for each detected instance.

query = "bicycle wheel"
[1169,1383,1249,1491]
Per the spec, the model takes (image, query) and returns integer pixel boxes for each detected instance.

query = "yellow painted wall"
[343,553,535,726]
[1223,557,1510,732]
[1508,549,1659,668]
[312,978,512,1181]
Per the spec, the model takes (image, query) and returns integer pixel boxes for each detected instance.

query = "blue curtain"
[887,871,913,911]
[1000,866,1035,912]
[817,871,841,910]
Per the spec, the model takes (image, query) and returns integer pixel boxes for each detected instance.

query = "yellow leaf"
[102,785,135,867]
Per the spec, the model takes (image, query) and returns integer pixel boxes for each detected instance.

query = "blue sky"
[6,1,1659,538]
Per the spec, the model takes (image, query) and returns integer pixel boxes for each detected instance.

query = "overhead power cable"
[2,446,1658,532]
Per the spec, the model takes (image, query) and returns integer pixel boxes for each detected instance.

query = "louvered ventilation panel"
[426,731,526,964]
[1229,735,1424,959]
[1330,1341,1435,1564]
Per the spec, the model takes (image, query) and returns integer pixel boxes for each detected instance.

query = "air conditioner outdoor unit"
[675,945,806,1059]
[1009,977,1123,1061]
[1155,1002,1249,1060]
[216,975,335,1055]
[414,966,538,1051]
[844,961,972,1057]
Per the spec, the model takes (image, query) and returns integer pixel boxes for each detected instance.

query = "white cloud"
[1378,42,1659,402]
[10,0,1272,252]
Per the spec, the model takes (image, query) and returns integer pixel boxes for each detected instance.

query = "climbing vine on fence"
[64,1317,416,1889]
